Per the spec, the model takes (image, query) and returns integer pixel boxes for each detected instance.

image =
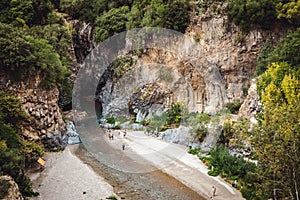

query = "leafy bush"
[0,93,41,197]
[76,0,190,43]
[254,60,300,200]
[113,56,136,80]
[106,117,116,124]
[188,146,202,155]
[256,39,274,76]
[140,119,150,126]
[0,179,10,199]
[0,23,70,87]
[186,112,211,142]
[114,125,121,130]
[197,0,227,17]
[165,102,188,127]
[208,169,220,176]
[208,146,256,180]
[276,1,300,26]
[227,0,278,32]
[148,112,168,131]
[270,28,300,69]
[106,195,118,200]
[256,28,300,76]
[225,102,242,114]
[0,0,52,27]
[20,140,45,167]
[60,0,133,23]
[94,6,129,42]
[136,0,190,33]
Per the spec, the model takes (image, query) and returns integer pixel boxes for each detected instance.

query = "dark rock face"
[128,83,173,122]
[71,20,95,64]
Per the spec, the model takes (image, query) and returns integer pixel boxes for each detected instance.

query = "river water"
[75,119,205,199]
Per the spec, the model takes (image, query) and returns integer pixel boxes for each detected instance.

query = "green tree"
[0,92,27,128]
[208,145,256,181]
[165,102,188,127]
[0,93,40,197]
[253,62,300,200]
[0,23,70,86]
[127,0,189,32]
[227,0,279,32]
[0,0,53,26]
[20,140,44,167]
[187,113,210,143]
[270,28,300,69]
[94,6,129,42]
[256,39,274,76]
[276,0,300,26]
[27,24,73,63]
[9,0,34,26]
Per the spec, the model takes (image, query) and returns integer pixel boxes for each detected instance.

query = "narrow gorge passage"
[76,120,205,200]
[76,119,243,199]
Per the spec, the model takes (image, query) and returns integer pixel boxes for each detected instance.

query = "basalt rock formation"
[0,75,66,150]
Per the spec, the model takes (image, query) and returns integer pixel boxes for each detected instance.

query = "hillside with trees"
[0,0,299,199]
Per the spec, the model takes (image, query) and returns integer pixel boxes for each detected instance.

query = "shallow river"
[76,120,205,200]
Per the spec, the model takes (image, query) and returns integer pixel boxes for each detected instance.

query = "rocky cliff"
[0,75,66,150]
[74,12,287,121]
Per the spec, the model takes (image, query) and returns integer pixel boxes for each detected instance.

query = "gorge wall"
[0,75,66,150]
[73,13,287,121]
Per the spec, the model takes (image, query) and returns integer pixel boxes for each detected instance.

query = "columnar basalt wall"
[0,75,66,150]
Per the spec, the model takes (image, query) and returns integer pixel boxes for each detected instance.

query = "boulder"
[0,176,23,200]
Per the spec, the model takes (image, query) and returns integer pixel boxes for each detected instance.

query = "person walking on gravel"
[212,186,216,197]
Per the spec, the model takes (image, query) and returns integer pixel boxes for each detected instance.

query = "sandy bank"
[29,145,116,200]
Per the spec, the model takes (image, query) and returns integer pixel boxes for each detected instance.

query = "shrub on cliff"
[256,28,300,76]
[165,102,188,127]
[94,6,130,42]
[227,0,278,32]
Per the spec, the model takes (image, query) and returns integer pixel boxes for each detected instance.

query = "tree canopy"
[227,0,299,32]
[59,0,190,42]
[253,62,300,199]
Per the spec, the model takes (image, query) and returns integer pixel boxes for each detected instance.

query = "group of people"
[105,128,126,150]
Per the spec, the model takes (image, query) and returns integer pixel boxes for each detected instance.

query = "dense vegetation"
[0,0,299,199]
[59,0,190,42]
[227,0,300,32]
[0,0,73,197]
[0,92,43,196]
[213,29,300,199]
[256,28,300,75]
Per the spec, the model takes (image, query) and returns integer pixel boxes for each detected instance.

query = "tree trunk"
[293,168,299,200]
